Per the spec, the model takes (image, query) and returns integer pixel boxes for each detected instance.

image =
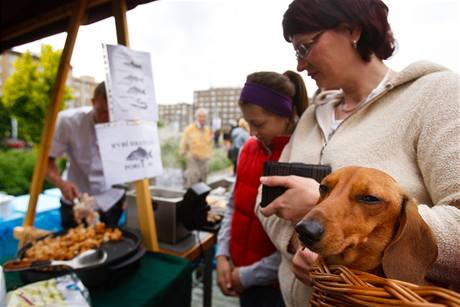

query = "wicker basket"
[309,259,460,307]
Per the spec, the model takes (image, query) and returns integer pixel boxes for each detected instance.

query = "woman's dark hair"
[241,71,309,119]
[282,0,395,61]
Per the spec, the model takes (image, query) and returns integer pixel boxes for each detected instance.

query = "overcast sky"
[14,0,460,105]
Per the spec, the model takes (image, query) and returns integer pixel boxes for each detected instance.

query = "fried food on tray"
[206,195,226,209]
[23,223,122,261]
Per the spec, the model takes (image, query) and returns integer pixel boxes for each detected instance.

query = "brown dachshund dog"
[295,166,438,285]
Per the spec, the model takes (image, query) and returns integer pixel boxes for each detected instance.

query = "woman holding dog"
[255,0,460,305]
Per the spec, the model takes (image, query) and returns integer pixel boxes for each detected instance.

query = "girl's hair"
[282,0,395,62]
[241,70,309,119]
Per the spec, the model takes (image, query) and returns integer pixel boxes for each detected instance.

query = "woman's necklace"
[339,97,363,113]
[339,69,390,113]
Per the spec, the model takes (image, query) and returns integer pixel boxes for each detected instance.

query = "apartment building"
[158,102,193,132]
[158,87,242,134]
[67,75,98,108]
[193,87,242,131]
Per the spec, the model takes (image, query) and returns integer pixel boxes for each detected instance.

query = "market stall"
[0,0,203,306]
[1,0,160,251]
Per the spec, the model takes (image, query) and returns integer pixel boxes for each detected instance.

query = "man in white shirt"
[46,82,125,229]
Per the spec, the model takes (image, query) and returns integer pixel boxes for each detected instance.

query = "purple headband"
[239,82,293,117]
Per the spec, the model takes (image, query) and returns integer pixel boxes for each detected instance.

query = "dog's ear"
[382,196,438,284]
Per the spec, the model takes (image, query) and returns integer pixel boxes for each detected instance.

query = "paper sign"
[103,44,158,122]
[96,121,163,186]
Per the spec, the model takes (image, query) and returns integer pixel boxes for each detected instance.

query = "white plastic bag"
[6,273,90,307]
[0,265,6,307]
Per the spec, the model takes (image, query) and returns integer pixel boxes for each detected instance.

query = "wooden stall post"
[22,0,88,232]
[112,0,159,252]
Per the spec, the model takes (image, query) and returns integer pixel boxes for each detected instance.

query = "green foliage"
[2,45,73,144]
[0,149,61,196]
[0,139,229,196]
[208,147,232,173]
[159,138,231,173]
[157,120,165,128]
[0,98,12,140]
[160,137,186,169]
[57,157,68,173]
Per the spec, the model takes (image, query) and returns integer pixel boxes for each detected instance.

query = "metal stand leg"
[203,244,213,307]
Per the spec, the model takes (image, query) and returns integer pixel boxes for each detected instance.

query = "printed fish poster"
[95,121,163,186]
[103,44,158,122]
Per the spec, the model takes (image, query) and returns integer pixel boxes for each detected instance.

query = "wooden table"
[159,231,215,307]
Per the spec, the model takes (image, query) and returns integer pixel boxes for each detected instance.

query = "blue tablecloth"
[0,190,62,259]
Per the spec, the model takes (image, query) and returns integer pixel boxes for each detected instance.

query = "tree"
[0,97,11,141]
[2,45,72,144]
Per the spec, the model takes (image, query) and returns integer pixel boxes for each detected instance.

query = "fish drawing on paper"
[126,147,152,167]
[124,60,142,69]
[131,98,148,109]
[124,74,143,82]
[127,86,146,95]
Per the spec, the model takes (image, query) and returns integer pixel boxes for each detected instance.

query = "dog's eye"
[319,184,329,195]
[358,195,381,204]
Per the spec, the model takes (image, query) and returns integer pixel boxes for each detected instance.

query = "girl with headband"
[216,70,308,307]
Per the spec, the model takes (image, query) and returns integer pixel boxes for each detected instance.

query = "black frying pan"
[16,227,142,268]
[14,227,143,287]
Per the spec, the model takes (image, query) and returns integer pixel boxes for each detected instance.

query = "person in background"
[179,108,214,187]
[222,124,234,153]
[46,82,126,229]
[213,128,221,148]
[255,0,460,305]
[229,118,250,175]
[216,70,309,307]
[224,120,238,169]
[212,116,222,148]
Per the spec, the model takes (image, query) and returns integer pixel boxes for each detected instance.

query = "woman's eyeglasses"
[295,31,325,61]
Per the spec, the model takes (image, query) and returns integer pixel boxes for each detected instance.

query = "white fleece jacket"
[256,61,460,307]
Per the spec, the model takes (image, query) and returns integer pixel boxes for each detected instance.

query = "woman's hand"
[216,256,238,296]
[260,175,320,223]
[231,267,245,294]
[292,248,319,286]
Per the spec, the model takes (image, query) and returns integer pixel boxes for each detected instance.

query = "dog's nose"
[295,219,325,246]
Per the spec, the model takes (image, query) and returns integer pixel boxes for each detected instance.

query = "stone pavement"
[191,270,239,307]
